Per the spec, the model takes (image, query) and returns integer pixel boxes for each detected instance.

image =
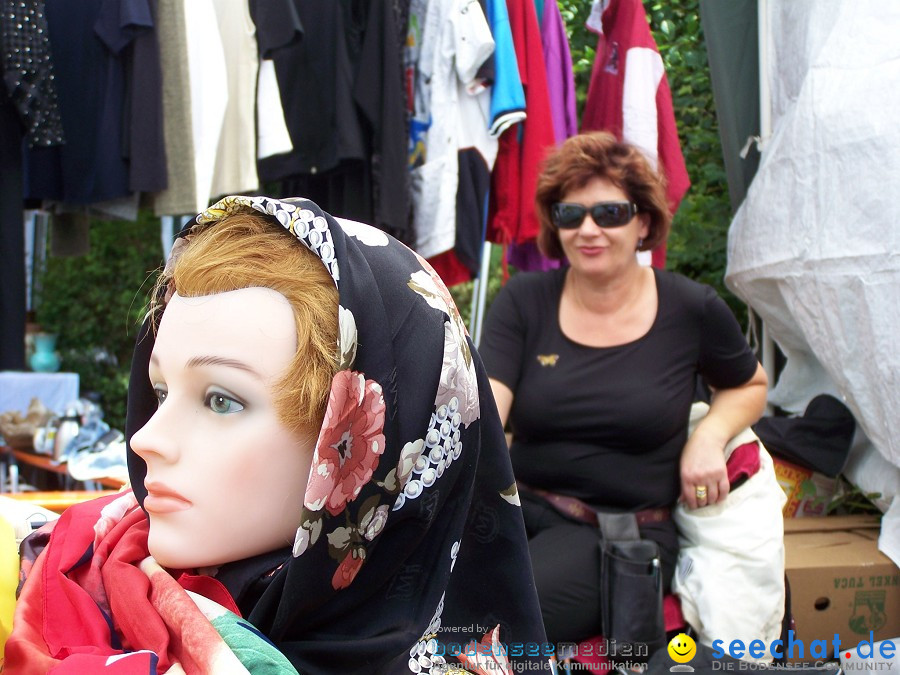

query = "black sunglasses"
[550,201,639,229]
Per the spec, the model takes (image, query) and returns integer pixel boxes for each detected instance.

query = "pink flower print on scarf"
[305,371,386,517]
[332,546,366,590]
[457,625,513,675]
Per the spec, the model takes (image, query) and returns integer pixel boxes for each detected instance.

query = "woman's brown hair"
[535,131,672,260]
[152,211,339,437]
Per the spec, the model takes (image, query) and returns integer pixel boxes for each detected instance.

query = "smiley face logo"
[667,633,697,663]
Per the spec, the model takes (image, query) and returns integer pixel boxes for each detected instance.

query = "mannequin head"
[11,197,549,673]
[131,213,339,569]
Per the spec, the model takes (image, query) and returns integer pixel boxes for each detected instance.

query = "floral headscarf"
[124,196,549,673]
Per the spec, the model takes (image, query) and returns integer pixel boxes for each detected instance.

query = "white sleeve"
[452,0,495,86]
[256,59,293,159]
[622,46,664,170]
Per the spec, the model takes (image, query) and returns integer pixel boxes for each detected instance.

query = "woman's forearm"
[694,362,768,446]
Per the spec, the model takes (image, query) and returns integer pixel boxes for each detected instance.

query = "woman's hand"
[680,426,730,509]
[680,363,769,509]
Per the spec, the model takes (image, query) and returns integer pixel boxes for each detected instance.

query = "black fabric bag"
[598,513,666,657]
[752,394,856,477]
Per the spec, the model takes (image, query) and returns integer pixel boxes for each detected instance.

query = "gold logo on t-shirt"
[536,354,559,367]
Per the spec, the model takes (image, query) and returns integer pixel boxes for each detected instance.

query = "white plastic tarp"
[725,1,900,561]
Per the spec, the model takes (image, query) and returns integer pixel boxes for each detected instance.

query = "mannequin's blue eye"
[205,392,244,414]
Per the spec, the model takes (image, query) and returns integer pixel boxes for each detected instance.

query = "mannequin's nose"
[130,404,179,463]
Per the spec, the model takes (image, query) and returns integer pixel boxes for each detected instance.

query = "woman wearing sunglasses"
[479,131,768,647]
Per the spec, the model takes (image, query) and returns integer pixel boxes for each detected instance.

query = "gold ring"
[695,486,708,499]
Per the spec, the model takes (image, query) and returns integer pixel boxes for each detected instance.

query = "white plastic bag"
[672,403,787,663]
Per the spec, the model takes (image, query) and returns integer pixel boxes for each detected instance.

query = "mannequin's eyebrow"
[186,356,264,378]
[149,354,264,379]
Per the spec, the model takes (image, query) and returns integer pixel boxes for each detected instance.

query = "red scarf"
[4,491,240,674]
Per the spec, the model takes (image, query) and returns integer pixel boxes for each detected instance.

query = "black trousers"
[520,492,679,646]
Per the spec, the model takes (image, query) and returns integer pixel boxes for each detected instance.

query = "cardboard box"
[784,515,900,660]
[773,456,839,517]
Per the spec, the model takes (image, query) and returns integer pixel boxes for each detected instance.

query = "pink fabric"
[663,593,685,632]
[726,441,761,486]
[540,0,578,144]
[506,239,562,273]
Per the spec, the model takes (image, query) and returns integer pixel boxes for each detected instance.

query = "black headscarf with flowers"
[125,196,549,674]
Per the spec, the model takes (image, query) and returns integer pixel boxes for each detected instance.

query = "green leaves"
[35,212,164,430]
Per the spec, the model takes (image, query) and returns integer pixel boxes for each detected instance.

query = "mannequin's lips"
[144,481,192,513]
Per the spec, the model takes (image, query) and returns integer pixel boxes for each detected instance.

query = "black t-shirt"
[479,267,759,511]
[258,0,409,243]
